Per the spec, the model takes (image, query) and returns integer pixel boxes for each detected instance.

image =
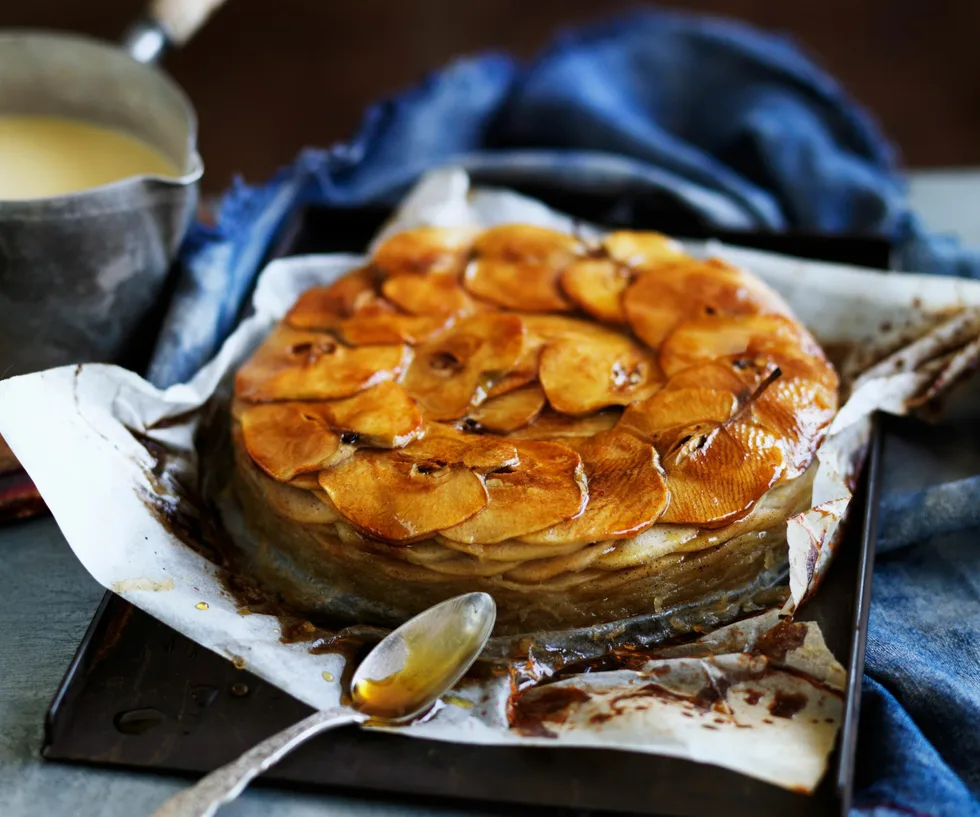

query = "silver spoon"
[149,592,496,817]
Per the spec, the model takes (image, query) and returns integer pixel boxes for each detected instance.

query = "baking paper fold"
[3,168,979,793]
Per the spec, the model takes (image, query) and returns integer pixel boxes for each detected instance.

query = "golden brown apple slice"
[401,313,526,420]
[521,430,668,546]
[560,258,631,324]
[539,329,663,415]
[381,274,481,317]
[440,440,586,544]
[396,423,520,472]
[240,403,349,482]
[235,325,411,401]
[319,451,488,542]
[285,267,381,328]
[466,384,546,433]
[371,226,479,277]
[602,230,686,267]
[321,381,424,447]
[623,259,775,348]
[331,312,454,346]
[507,408,622,439]
[658,420,785,528]
[658,313,822,378]
[618,387,738,446]
[463,224,583,312]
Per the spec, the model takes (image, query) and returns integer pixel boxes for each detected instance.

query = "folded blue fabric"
[148,10,980,815]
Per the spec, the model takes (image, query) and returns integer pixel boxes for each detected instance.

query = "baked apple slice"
[285,267,380,327]
[466,384,547,433]
[235,326,411,401]
[560,258,631,324]
[396,423,520,472]
[402,313,526,420]
[539,328,663,415]
[521,430,668,546]
[463,224,582,311]
[240,403,350,482]
[319,452,488,542]
[372,226,478,277]
[440,440,587,544]
[602,230,686,267]
[331,312,454,346]
[381,273,481,317]
[508,409,622,439]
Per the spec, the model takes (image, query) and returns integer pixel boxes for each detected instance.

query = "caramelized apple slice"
[285,267,380,328]
[372,226,478,277]
[240,403,349,482]
[539,329,663,415]
[440,440,587,544]
[659,420,785,528]
[463,224,582,312]
[402,313,526,420]
[319,452,488,542]
[658,313,821,378]
[619,387,737,445]
[381,274,481,317]
[624,260,775,348]
[235,326,411,401]
[521,430,668,546]
[560,259,631,324]
[321,382,424,447]
[396,423,519,472]
[466,384,546,433]
[332,312,454,346]
[507,409,622,439]
[602,230,686,267]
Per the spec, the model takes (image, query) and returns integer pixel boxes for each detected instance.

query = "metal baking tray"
[43,186,891,817]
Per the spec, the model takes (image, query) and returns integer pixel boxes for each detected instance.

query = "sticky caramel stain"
[322,671,335,683]
[769,691,808,719]
[753,620,808,662]
[743,689,764,706]
[195,601,209,610]
[443,694,474,709]
[510,686,591,738]
[231,655,247,670]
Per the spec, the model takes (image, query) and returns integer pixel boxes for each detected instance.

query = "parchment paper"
[2,167,978,793]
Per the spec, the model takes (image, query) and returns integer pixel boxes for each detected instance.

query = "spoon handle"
[149,708,368,817]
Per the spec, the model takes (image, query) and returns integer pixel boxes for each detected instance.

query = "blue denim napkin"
[149,10,980,815]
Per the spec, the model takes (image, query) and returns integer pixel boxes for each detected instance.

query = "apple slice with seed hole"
[539,329,663,415]
[319,452,488,542]
[235,326,411,401]
[402,313,526,420]
[440,440,586,544]
[396,423,520,472]
[624,260,776,348]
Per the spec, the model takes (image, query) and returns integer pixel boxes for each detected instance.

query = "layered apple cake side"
[230,225,839,633]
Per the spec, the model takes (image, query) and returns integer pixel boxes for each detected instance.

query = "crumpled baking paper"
[2,168,978,793]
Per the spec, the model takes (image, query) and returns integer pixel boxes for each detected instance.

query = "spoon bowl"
[150,592,496,817]
[352,591,497,720]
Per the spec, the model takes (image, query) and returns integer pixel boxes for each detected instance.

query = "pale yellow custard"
[0,115,181,200]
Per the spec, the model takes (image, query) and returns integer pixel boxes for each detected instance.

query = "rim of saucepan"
[0,30,204,207]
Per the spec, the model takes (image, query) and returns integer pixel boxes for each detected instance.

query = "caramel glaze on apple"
[230,224,839,633]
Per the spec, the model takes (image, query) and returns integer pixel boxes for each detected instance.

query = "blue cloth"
[148,10,980,815]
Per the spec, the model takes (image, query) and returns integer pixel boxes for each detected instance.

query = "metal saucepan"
[0,0,227,379]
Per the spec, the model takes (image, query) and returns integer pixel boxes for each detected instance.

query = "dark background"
[5,0,978,192]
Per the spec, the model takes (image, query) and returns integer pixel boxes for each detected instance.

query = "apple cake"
[230,225,838,634]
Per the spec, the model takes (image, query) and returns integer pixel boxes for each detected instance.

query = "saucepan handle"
[123,0,231,64]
